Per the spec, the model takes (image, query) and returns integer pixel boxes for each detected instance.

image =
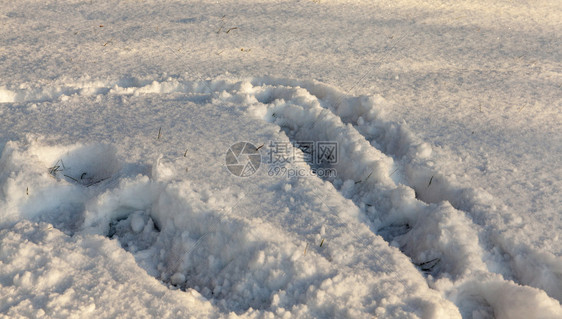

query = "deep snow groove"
[248,84,487,280]
[0,137,339,315]
[96,179,333,314]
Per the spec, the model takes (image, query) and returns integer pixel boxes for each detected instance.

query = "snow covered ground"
[0,0,560,318]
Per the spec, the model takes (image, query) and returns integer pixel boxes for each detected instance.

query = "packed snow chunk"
[129,211,146,234]
[107,210,159,253]
[170,273,186,286]
[0,87,16,103]
[414,142,432,159]
[82,174,155,236]
[151,154,175,181]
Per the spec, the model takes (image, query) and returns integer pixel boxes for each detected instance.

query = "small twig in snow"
[64,174,80,183]
[356,170,374,184]
[427,175,434,188]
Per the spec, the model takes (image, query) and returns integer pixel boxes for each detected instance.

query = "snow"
[0,0,560,318]
[0,221,216,318]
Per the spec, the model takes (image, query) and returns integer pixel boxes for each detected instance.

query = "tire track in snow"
[1,81,462,317]
[232,78,561,315]
[243,77,562,304]
[1,76,560,316]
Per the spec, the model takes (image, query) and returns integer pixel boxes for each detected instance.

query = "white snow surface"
[0,0,560,318]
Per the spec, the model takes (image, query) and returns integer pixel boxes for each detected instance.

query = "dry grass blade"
[427,175,434,188]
